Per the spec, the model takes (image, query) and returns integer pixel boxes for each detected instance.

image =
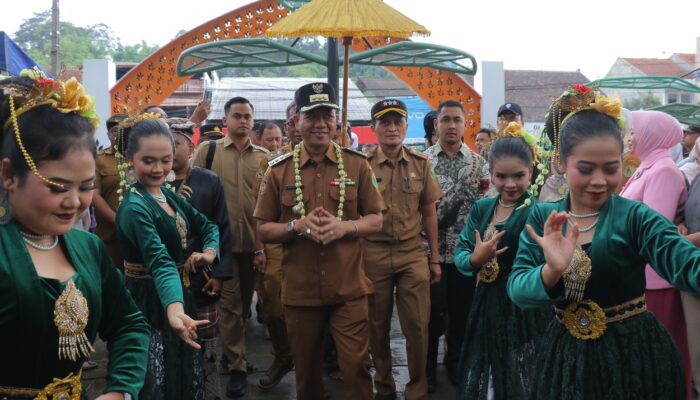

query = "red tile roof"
[504,70,590,122]
[623,57,689,77]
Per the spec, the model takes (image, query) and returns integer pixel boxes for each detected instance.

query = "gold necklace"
[54,279,95,361]
[292,143,346,221]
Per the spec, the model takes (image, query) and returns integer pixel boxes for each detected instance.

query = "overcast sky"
[2,0,699,80]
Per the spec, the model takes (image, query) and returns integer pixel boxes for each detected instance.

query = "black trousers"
[427,262,476,375]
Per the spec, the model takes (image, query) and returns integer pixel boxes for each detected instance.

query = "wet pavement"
[83,299,456,399]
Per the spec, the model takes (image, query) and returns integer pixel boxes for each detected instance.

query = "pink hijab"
[631,110,683,165]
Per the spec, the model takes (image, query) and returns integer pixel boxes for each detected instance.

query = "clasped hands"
[295,206,351,245]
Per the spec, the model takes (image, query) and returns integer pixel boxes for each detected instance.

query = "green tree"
[112,41,160,63]
[14,10,117,67]
[13,10,159,67]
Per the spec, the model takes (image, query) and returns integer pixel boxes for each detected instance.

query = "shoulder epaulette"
[406,146,429,159]
[342,147,368,158]
[268,151,293,167]
[251,143,270,153]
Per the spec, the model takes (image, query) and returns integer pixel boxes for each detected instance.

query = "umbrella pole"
[341,37,351,148]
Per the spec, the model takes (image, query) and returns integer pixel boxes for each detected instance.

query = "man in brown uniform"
[254,82,385,400]
[192,96,268,398]
[252,103,300,390]
[93,113,127,267]
[364,99,443,400]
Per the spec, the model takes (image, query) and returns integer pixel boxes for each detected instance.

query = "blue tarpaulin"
[0,31,50,77]
[396,96,433,144]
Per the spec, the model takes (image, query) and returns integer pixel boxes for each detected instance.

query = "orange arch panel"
[109,0,480,148]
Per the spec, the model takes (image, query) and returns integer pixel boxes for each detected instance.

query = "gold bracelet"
[203,247,217,255]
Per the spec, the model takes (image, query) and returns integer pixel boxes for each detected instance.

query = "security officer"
[364,99,443,400]
[254,82,385,400]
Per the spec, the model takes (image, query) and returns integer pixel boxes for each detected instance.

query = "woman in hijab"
[620,110,691,398]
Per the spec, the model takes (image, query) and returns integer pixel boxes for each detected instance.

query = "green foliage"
[112,41,160,63]
[13,10,159,67]
[624,91,663,110]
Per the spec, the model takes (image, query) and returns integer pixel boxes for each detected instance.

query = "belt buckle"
[36,373,81,400]
[562,299,607,340]
[479,259,499,283]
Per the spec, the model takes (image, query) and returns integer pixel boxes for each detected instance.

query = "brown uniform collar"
[376,145,409,165]
[299,143,339,167]
[223,135,253,150]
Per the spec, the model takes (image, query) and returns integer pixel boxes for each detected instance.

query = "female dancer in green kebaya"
[0,69,149,399]
[454,123,549,399]
[508,85,700,399]
[116,116,219,400]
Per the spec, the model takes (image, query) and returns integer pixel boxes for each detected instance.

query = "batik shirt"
[426,142,490,263]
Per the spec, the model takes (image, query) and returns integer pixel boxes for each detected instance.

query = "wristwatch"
[124,393,133,400]
[286,219,297,236]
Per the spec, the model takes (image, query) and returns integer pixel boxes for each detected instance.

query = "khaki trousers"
[218,252,259,372]
[259,244,292,362]
[285,296,373,400]
[363,238,430,400]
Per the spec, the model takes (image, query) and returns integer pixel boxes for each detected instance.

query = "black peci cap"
[294,82,339,113]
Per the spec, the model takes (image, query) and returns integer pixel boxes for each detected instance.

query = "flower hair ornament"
[527,83,624,200]
[549,83,624,166]
[0,67,99,188]
[114,112,177,203]
[114,112,164,203]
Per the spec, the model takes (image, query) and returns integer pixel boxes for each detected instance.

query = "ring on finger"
[305,228,311,236]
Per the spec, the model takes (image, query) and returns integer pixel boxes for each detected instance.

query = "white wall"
[480,61,505,128]
[82,59,116,149]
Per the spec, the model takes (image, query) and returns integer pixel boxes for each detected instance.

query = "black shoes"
[226,370,247,398]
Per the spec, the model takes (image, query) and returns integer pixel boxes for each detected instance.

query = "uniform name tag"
[284,184,303,190]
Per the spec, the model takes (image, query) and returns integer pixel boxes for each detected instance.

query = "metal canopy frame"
[349,41,477,75]
[586,76,700,93]
[177,38,477,77]
[279,0,310,11]
[176,38,326,76]
[649,103,700,126]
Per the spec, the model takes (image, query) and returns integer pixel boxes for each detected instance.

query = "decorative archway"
[109,0,481,145]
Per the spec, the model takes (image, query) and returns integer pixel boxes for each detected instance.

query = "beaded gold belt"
[553,295,646,340]
[124,261,190,287]
[0,373,81,399]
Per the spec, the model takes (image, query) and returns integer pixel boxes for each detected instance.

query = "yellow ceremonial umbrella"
[266,0,430,146]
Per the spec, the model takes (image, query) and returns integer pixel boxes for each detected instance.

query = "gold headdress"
[549,83,623,165]
[498,121,541,166]
[0,67,99,188]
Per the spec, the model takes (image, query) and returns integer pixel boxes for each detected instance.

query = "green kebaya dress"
[508,194,700,400]
[454,194,549,399]
[0,220,150,398]
[117,182,219,400]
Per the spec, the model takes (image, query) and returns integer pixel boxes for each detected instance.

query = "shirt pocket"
[329,186,358,219]
[402,178,424,213]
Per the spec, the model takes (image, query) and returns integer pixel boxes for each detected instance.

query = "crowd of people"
[1,66,700,400]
